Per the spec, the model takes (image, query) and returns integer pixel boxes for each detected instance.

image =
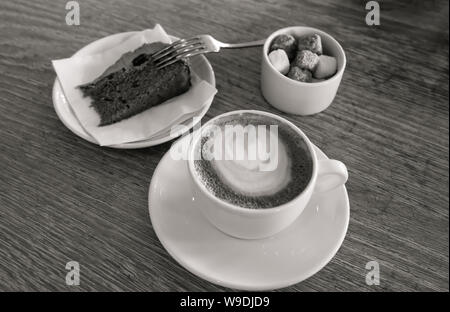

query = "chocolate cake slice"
[79,42,191,126]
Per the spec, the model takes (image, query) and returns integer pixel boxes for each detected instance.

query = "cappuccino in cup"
[193,113,313,209]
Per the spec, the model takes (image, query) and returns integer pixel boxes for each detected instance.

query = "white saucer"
[148,137,350,290]
[52,32,216,149]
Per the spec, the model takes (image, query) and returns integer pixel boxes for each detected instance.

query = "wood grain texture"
[0,0,448,291]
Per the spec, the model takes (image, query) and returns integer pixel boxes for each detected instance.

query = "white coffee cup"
[261,26,346,115]
[187,110,348,239]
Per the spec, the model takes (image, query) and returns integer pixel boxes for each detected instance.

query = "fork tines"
[152,37,206,69]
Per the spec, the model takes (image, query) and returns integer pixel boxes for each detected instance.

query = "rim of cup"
[187,109,318,215]
[263,26,347,86]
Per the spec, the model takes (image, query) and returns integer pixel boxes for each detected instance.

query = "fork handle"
[220,39,266,49]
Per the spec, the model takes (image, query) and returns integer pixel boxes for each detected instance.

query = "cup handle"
[314,160,348,193]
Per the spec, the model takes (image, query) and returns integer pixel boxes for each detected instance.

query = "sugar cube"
[297,34,322,55]
[292,50,319,71]
[287,66,312,82]
[313,55,337,79]
[268,49,290,75]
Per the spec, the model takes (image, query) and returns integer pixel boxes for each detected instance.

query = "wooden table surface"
[0,0,448,291]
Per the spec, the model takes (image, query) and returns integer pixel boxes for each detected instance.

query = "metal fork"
[152,35,266,69]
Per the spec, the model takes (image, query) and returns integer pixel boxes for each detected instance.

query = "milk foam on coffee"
[194,113,313,209]
[203,124,291,196]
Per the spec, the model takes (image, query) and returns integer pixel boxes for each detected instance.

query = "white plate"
[148,137,350,290]
[52,32,216,149]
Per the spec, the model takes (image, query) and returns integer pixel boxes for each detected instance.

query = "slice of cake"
[79,42,191,126]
